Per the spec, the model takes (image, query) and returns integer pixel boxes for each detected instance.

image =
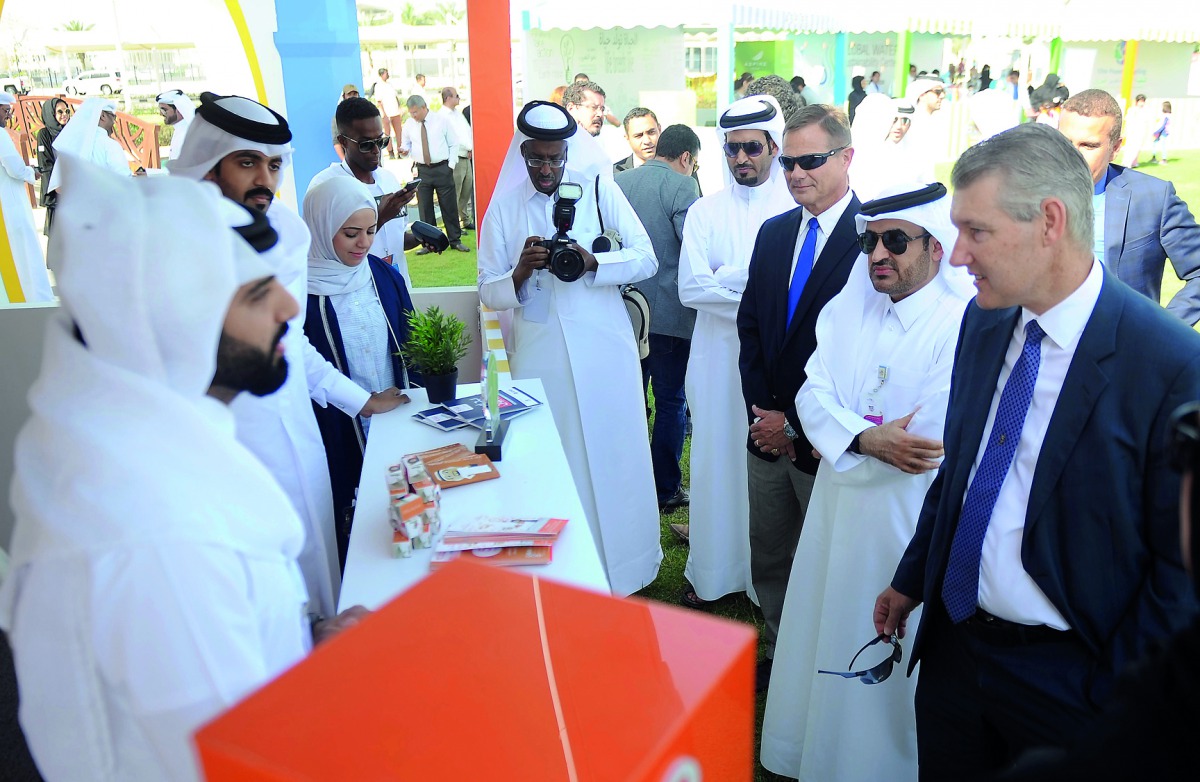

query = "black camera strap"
[595,177,605,233]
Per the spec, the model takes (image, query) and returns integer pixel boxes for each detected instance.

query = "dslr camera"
[533,182,587,282]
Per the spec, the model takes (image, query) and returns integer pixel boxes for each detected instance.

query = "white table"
[338,379,611,611]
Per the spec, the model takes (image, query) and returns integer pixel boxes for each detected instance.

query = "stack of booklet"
[430,516,568,570]
[412,386,542,432]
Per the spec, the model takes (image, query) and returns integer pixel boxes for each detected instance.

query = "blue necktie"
[787,217,819,328]
[941,319,1047,623]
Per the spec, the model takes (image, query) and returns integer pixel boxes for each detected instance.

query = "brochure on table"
[412,386,542,432]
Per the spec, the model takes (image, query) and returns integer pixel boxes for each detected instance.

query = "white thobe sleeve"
[678,209,745,322]
[587,178,657,288]
[797,306,872,473]
[477,198,527,311]
[89,546,308,782]
[0,134,35,184]
[300,330,372,415]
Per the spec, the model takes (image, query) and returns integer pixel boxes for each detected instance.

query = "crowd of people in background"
[3,50,1200,782]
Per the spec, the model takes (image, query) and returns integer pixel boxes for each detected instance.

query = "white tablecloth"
[338,379,612,611]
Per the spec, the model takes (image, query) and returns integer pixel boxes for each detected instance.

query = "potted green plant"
[400,305,472,403]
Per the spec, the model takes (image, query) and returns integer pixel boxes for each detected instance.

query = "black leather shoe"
[415,248,432,255]
[659,487,689,511]
[450,241,470,252]
[462,222,475,231]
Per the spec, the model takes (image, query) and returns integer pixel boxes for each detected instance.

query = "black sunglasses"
[723,140,768,158]
[779,146,848,172]
[859,228,932,255]
[817,633,902,684]
[340,134,391,153]
[1169,401,1200,471]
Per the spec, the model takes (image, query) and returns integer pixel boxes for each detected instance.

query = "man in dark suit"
[737,104,861,689]
[1058,89,1200,324]
[874,123,1200,781]
[616,124,702,511]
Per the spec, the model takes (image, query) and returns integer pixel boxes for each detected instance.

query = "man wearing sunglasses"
[736,104,862,691]
[762,182,974,780]
[309,97,438,289]
[677,95,795,617]
[874,124,1200,781]
[906,77,947,182]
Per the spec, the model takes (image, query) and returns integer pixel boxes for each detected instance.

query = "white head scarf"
[907,78,944,103]
[0,153,304,614]
[167,92,293,180]
[849,97,921,201]
[47,97,118,192]
[0,92,14,106]
[717,94,786,188]
[304,176,377,296]
[156,89,195,124]
[492,100,613,200]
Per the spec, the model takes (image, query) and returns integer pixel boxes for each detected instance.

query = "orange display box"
[195,561,757,781]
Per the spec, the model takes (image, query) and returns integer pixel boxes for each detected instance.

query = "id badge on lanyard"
[862,365,888,425]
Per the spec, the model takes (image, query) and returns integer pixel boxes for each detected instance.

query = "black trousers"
[914,605,1108,781]
[415,160,461,243]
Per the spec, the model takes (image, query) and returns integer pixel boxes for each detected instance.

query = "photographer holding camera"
[479,100,662,597]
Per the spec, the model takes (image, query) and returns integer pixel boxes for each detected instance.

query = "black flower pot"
[423,368,459,403]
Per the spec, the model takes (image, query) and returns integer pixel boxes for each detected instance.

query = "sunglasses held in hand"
[818,633,902,684]
[779,146,848,172]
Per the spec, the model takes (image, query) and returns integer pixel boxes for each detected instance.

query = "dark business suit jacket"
[893,270,1200,690]
[1104,164,1200,324]
[737,194,862,475]
[615,159,700,340]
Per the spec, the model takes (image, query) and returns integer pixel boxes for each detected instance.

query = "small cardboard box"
[195,560,756,780]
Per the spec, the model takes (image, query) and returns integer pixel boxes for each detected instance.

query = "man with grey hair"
[874,123,1200,780]
[564,80,608,137]
[737,104,862,691]
[1057,88,1200,324]
[400,93,467,251]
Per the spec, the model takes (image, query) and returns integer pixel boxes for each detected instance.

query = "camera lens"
[548,245,585,282]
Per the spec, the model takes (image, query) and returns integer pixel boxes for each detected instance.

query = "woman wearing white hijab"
[45,97,129,193]
[302,175,417,562]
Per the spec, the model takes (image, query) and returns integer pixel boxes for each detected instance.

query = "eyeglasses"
[525,157,567,169]
[818,633,902,684]
[340,134,390,153]
[779,146,848,172]
[930,88,946,97]
[576,102,605,115]
[859,228,932,255]
[723,140,767,158]
[1169,401,1200,470]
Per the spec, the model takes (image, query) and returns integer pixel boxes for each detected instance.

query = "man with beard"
[169,93,407,620]
[308,97,440,288]
[157,88,195,162]
[478,100,662,597]
[614,107,659,173]
[677,96,794,617]
[0,157,367,782]
[761,182,973,780]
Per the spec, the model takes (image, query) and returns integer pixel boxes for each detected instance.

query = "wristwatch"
[783,420,798,441]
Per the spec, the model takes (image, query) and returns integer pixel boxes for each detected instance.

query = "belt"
[417,160,448,168]
[959,609,1076,647]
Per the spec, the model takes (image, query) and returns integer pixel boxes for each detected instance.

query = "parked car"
[62,70,123,96]
[0,74,28,95]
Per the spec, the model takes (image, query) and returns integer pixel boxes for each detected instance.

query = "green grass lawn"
[429,152,1200,780]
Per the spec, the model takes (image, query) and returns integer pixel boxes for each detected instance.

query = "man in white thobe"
[169,92,407,619]
[157,88,195,162]
[904,78,947,182]
[0,92,51,302]
[0,156,365,782]
[760,182,974,781]
[676,95,794,608]
[478,100,662,596]
[46,97,129,195]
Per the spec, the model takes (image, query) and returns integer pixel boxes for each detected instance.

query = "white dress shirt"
[974,259,1104,628]
[437,105,473,157]
[400,112,456,168]
[788,187,856,285]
